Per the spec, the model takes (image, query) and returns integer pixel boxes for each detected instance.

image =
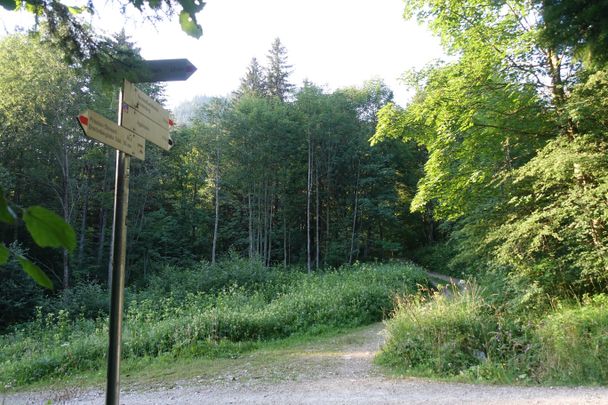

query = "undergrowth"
[0,261,426,388]
[378,285,608,386]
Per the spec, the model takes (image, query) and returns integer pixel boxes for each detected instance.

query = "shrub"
[378,285,608,386]
[535,294,608,385]
[44,282,110,319]
[0,261,426,386]
[378,286,497,376]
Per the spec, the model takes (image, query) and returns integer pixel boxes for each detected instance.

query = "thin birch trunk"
[267,191,273,266]
[283,208,287,268]
[262,180,268,265]
[77,178,89,266]
[348,163,360,265]
[315,159,320,270]
[61,143,70,289]
[306,133,312,274]
[248,193,253,259]
[211,143,220,265]
[256,190,262,257]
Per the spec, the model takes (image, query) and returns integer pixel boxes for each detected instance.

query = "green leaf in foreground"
[0,243,8,264]
[17,256,53,289]
[0,192,16,224]
[0,0,17,11]
[179,10,203,38]
[23,206,76,251]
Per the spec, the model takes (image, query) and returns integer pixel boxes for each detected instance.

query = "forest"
[0,32,427,323]
[1,0,608,391]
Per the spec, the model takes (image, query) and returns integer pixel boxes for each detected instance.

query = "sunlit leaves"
[3,0,206,83]
[23,206,76,252]
[162,0,206,38]
[179,10,202,38]
[66,5,87,15]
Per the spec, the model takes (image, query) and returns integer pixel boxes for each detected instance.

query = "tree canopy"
[1,0,205,82]
[374,0,608,305]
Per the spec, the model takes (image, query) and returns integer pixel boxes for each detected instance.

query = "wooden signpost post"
[77,59,196,405]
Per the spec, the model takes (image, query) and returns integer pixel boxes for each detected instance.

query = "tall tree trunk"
[256,189,262,258]
[546,48,576,138]
[61,143,70,289]
[315,159,320,270]
[261,180,268,265]
[77,177,89,267]
[325,156,331,267]
[211,151,220,265]
[267,190,273,266]
[97,151,111,271]
[306,133,313,274]
[283,205,287,268]
[248,193,253,259]
[348,162,360,265]
[97,206,107,269]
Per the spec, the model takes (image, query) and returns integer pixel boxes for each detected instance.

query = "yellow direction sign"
[77,110,145,160]
[122,80,173,127]
[122,80,174,150]
[121,103,173,151]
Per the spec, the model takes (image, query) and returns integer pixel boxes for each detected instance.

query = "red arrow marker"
[79,115,89,126]
[168,119,174,127]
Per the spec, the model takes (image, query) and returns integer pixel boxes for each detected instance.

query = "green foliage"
[178,9,203,38]
[16,256,53,290]
[0,243,8,264]
[379,285,608,385]
[0,244,48,330]
[0,0,17,11]
[44,282,110,320]
[540,0,608,63]
[0,261,426,387]
[536,294,608,384]
[0,192,16,224]
[1,34,428,330]
[0,188,75,290]
[378,286,498,376]
[22,206,76,251]
[375,0,608,303]
[3,0,205,83]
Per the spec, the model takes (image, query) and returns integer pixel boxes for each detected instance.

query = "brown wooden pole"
[106,85,130,405]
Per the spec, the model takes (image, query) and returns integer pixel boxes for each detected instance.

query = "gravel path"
[5,323,608,404]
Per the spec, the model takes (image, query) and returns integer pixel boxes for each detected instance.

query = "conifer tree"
[236,57,267,98]
[265,38,294,102]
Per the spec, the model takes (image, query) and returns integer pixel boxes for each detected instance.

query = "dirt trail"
[6,322,608,404]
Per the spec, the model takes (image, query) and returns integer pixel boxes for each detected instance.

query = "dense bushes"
[378,286,497,376]
[536,294,608,384]
[0,261,426,387]
[378,288,608,385]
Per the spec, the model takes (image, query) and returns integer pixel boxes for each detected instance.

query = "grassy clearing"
[0,261,426,390]
[377,285,608,386]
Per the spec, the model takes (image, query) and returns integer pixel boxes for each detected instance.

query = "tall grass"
[377,286,498,377]
[378,287,608,385]
[535,294,608,384]
[0,261,426,387]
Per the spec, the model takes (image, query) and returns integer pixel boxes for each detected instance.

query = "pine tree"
[265,38,294,102]
[236,57,267,98]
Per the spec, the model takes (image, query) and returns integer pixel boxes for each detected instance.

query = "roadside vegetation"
[2,0,608,395]
[379,283,608,386]
[370,0,608,388]
[0,260,426,388]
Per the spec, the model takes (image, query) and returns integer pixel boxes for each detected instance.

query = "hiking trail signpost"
[77,59,196,405]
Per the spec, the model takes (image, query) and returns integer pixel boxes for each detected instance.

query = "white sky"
[0,0,444,109]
